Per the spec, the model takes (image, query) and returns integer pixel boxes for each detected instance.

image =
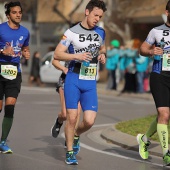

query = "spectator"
[135,55,149,93]
[122,41,137,93]
[28,51,42,86]
[118,45,126,86]
[133,38,150,93]
[106,40,120,90]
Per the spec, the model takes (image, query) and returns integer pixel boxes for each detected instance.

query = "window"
[41,54,52,66]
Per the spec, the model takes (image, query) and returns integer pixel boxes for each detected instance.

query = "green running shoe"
[137,134,151,159]
[163,151,170,166]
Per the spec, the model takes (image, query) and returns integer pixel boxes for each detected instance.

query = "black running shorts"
[56,73,66,93]
[0,73,22,100]
[150,72,170,108]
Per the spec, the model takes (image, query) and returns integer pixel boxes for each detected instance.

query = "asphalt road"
[0,85,166,170]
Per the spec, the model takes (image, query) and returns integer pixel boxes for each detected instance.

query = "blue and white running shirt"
[145,24,170,75]
[60,22,105,73]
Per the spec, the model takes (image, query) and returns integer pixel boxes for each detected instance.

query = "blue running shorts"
[64,72,98,112]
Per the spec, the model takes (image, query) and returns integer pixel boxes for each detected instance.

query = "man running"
[0,1,30,153]
[137,0,170,166]
[53,0,107,165]
[51,59,81,143]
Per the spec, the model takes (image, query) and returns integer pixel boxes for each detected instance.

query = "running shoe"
[73,136,80,155]
[136,134,151,159]
[65,151,78,165]
[163,150,170,166]
[0,141,13,154]
[51,118,63,138]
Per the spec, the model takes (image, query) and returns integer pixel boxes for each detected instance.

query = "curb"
[97,88,153,100]
[100,124,163,158]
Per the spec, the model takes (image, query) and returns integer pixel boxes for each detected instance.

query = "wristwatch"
[0,49,3,54]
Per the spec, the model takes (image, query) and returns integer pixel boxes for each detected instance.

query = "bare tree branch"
[53,0,71,25]
[69,0,84,18]
[103,0,164,44]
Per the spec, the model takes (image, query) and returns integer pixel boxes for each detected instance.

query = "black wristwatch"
[0,49,3,54]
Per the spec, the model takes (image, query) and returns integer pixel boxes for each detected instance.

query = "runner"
[53,0,107,165]
[0,1,30,153]
[137,0,170,166]
[51,59,81,144]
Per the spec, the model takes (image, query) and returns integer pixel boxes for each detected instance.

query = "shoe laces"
[56,118,63,129]
[70,154,76,159]
[143,141,151,152]
[67,152,76,159]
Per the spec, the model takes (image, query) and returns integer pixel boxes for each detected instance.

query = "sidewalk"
[97,82,153,101]
[96,83,163,158]
[101,124,163,158]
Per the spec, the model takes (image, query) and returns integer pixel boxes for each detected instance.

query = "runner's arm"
[54,43,92,62]
[98,44,106,64]
[140,41,163,57]
[54,43,78,61]
[99,44,107,56]
[52,59,68,75]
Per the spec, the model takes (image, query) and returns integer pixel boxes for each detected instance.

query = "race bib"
[79,63,97,80]
[162,54,170,71]
[1,65,17,80]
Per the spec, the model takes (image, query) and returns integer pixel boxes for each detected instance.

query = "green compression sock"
[157,123,169,156]
[1,117,13,141]
[145,117,157,138]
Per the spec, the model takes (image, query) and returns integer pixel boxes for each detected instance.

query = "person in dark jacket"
[29,51,42,86]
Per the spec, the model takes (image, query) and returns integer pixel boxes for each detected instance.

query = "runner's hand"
[151,47,163,56]
[98,53,106,64]
[76,52,92,62]
[22,49,30,59]
[63,67,68,75]
[3,47,15,56]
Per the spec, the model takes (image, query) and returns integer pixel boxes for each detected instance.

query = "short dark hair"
[86,0,107,13]
[166,0,170,11]
[4,1,22,15]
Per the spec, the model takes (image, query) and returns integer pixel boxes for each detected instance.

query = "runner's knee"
[68,116,77,125]
[84,119,94,128]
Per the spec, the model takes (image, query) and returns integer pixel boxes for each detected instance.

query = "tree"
[103,0,132,44]
[103,0,167,44]
[53,0,84,26]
